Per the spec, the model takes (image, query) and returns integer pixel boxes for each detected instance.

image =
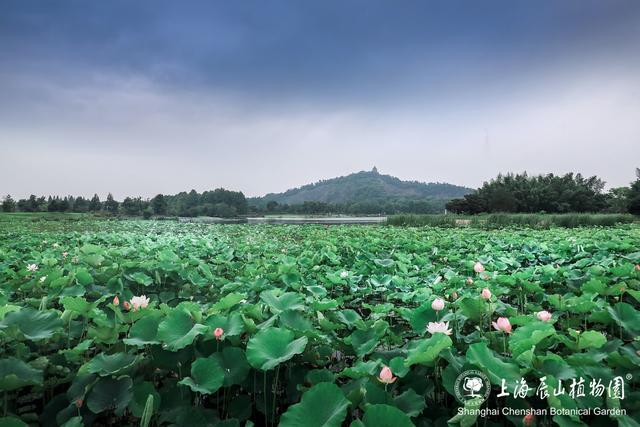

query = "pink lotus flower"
[340,271,349,279]
[123,301,130,310]
[26,264,38,272]
[466,277,474,285]
[214,327,224,340]
[481,288,491,300]
[130,295,150,311]
[636,264,640,271]
[492,317,512,334]
[427,321,452,335]
[473,262,485,273]
[378,366,397,384]
[62,252,68,257]
[450,291,458,300]
[113,296,120,306]
[431,298,445,311]
[536,310,552,322]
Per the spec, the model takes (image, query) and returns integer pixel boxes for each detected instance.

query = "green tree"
[72,196,89,212]
[88,194,102,211]
[104,193,119,214]
[627,168,640,215]
[1,195,16,212]
[151,194,167,215]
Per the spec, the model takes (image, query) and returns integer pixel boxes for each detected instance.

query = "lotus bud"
[378,366,397,384]
[492,317,512,334]
[214,327,224,340]
[431,298,445,311]
[473,262,485,273]
[481,288,491,300]
[113,296,119,306]
[536,310,552,322]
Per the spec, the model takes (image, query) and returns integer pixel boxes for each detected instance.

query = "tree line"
[445,170,640,215]
[1,188,248,218]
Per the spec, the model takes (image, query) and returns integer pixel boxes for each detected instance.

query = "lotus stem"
[272,365,280,425]
[263,371,268,427]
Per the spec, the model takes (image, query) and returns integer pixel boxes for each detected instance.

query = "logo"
[454,370,491,404]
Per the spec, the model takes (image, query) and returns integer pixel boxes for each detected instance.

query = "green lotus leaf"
[84,352,138,376]
[211,293,247,312]
[393,389,426,417]
[360,404,414,427]
[246,327,308,370]
[157,310,208,351]
[204,313,245,337]
[576,330,607,350]
[509,321,556,357]
[341,360,380,379]
[388,357,410,378]
[123,315,161,346]
[279,383,350,427]
[60,297,92,314]
[212,347,251,386]
[466,342,521,392]
[128,381,161,418]
[178,357,224,394]
[2,308,63,341]
[60,417,83,427]
[0,357,43,391]
[334,310,363,328]
[407,302,437,332]
[128,272,153,286]
[608,302,640,336]
[348,328,380,357]
[279,310,313,332]
[306,369,335,386]
[87,376,133,415]
[405,334,452,367]
[457,297,486,322]
[0,417,29,427]
[260,290,305,313]
[75,268,93,285]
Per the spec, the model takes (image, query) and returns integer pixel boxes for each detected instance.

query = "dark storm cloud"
[1,1,639,198]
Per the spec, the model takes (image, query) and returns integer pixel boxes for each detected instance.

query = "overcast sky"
[1,0,639,199]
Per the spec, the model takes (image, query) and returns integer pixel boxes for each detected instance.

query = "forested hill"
[249,168,473,209]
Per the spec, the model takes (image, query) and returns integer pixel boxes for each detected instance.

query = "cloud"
[0,1,639,198]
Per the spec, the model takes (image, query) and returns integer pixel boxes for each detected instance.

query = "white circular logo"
[454,370,491,404]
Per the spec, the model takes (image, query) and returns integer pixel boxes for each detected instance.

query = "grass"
[387,213,638,228]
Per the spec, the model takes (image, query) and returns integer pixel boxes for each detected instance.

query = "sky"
[1,0,639,199]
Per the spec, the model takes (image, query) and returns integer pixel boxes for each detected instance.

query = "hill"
[249,167,473,214]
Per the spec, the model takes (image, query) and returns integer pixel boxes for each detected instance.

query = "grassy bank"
[387,213,637,228]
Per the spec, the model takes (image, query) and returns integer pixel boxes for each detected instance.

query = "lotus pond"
[0,219,639,426]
